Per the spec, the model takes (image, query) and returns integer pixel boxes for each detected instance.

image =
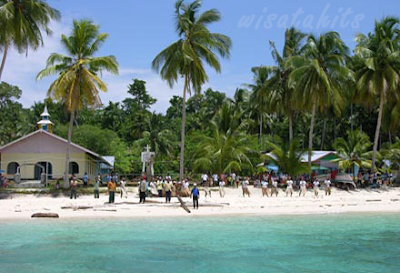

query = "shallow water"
[0,214,399,273]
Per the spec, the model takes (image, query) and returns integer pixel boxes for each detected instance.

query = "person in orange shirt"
[108,179,117,203]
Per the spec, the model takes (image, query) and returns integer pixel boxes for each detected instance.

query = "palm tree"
[152,0,231,181]
[266,27,306,141]
[354,16,400,174]
[0,0,60,79]
[264,136,309,177]
[137,113,176,156]
[37,20,119,187]
[286,31,353,172]
[332,130,372,179]
[193,103,252,175]
[247,66,274,145]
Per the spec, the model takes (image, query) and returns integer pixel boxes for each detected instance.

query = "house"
[265,151,342,173]
[0,106,111,182]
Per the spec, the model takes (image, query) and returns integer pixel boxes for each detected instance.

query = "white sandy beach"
[1,187,400,220]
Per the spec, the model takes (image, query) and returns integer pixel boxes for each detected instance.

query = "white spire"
[40,105,50,117]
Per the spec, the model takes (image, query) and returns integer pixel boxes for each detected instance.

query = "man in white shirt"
[219,180,225,197]
[324,178,332,196]
[299,179,307,197]
[313,180,320,197]
[261,180,269,197]
[286,177,294,197]
[271,177,278,196]
[212,174,218,186]
[201,173,208,187]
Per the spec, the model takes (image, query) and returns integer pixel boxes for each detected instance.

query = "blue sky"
[3,0,400,112]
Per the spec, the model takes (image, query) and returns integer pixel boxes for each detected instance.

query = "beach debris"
[366,199,381,202]
[390,199,399,202]
[31,213,59,218]
[61,206,93,210]
[177,196,191,213]
[93,209,117,212]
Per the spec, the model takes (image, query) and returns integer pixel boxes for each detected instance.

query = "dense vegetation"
[1,1,400,179]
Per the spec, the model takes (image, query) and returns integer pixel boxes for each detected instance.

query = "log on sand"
[31,213,59,218]
[177,196,191,213]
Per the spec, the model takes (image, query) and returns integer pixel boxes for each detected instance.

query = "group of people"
[248,174,332,198]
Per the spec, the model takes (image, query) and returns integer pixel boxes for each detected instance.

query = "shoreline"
[1,187,400,220]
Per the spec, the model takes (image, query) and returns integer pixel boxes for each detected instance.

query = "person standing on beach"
[242,178,250,197]
[139,178,148,204]
[299,179,307,197]
[219,179,226,197]
[286,177,294,197]
[212,173,218,186]
[83,172,88,188]
[191,183,200,209]
[271,177,279,196]
[108,179,116,203]
[70,177,77,199]
[164,179,173,203]
[94,175,100,199]
[156,177,163,197]
[324,177,332,196]
[201,173,208,187]
[261,179,269,197]
[313,179,320,197]
[183,179,190,196]
[120,177,128,198]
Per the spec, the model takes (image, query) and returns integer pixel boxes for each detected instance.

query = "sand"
[1,187,400,220]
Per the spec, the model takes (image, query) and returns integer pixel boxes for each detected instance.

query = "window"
[7,162,19,174]
[69,162,79,175]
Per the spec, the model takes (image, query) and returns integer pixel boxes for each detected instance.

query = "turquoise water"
[0,214,400,273]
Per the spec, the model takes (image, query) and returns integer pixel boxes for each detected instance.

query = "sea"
[0,213,399,273]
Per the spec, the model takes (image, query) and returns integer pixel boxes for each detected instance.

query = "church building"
[0,106,112,182]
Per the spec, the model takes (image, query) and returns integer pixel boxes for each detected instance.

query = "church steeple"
[37,105,53,133]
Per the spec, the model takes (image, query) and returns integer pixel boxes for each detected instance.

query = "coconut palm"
[264,136,309,177]
[266,27,306,141]
[332,130,372,178]
[193,103,252,175]
[37,20,119,187]
[354,16,400,173]
[247,66,274,145]
[137,113,176,156]
[286,31,353,172]
[152,0,231,181]
[0,0,60,79]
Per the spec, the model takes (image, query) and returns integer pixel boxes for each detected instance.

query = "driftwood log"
[177,196,191,213]
[31,213,59,218]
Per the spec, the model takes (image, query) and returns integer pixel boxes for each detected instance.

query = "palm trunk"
[0,43,9,81]
[350,103,354,132]
[320,119,326,150]
[64,109,75,188]
[259,113,262,145]
[288,110,294,142]
[179,75,189,182]
[308,102,317,174]
[371,94,384,174]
